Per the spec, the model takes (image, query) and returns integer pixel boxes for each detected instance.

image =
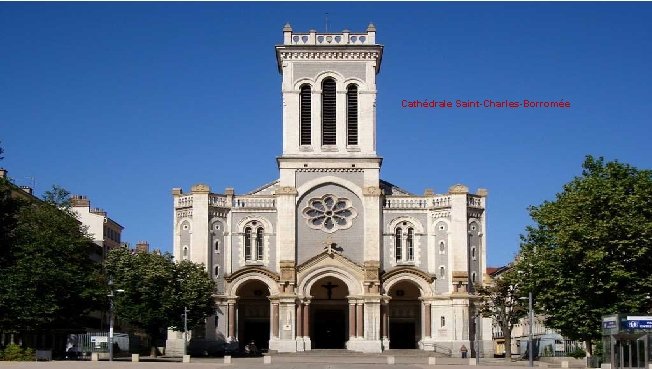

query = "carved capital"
[363,186,383,196]
[363,260,380,282]
[279,260,296,282]
[448,184,469,194]
[191,183,210,194]
[275,186,298,196]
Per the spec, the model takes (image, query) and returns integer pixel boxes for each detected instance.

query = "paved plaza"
[0,353,581,369]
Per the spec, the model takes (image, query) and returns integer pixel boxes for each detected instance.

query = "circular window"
[302,194,358,233]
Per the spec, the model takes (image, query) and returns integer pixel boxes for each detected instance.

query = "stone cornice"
[278,50,382,62]
[296,168,364,173]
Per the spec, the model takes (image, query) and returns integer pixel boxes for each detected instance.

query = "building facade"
[70,195,123,262]
[167,24,492,355]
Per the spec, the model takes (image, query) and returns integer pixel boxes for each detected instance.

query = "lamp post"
[475,310,481,363]
[517,268,534,367]
[182,306,188,356]
[527,292,534,368]
[107,278,124,362]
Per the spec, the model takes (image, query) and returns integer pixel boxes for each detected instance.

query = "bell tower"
[275,23,383,162]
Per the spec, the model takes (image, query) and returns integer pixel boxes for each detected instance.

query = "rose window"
[302,194,358,233]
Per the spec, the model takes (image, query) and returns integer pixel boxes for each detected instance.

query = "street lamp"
[520,293,534,367]
[107,278,124,362]
[182,306,189,356]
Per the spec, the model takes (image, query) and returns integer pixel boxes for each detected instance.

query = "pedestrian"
[460,344,468,358]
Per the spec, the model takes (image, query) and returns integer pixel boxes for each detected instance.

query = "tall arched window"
[322,78,337,145]
[395,228,402,261]
[255,228,264,261]
[346,84,358,145]
[244,227,252,260]
[214,265,219,277]
[406,228,414,261]
[300,84,311,145]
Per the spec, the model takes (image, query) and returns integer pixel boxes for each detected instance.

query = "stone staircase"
[269,348,450,363]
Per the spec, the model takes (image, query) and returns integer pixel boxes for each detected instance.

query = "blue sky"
[2,2,651,267]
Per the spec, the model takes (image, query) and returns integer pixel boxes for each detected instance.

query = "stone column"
[381,303,388,338]
[272,303,279,338]
[356,303,364,338]
[424,303,432,337]
[227,302,236,338]
[348,302,356,338]
[303,303,310,337]
[296,303,303,337]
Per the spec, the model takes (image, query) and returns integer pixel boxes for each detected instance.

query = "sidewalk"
[0,355,578,369]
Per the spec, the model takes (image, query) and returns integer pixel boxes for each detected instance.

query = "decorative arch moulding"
[224,266,280,283]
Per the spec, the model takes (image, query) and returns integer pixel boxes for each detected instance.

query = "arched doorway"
[388,280,421,349]
[309,276,349,349]
[236,280,270,350]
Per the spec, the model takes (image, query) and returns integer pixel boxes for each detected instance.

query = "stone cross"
[323,236,336,254]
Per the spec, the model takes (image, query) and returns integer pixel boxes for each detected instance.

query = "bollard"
[91,352,99,361]
[428,357,437,365]
[561,360,569,368]
[131,354,140,362]
[183,354,191,363]
[224,355,232,364]
[469,358,477,366]
[387,356,395,365]
[263,355,272,364]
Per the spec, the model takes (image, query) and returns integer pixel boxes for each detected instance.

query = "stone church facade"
[167,24,492,355]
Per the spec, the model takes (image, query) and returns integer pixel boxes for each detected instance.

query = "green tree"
[171,260,217,332]
[0,185,102,334]
[106,247,216,356]
[0,177,21,267]
[518,155,652,353]
[43,185,73,209]
[475,267,527,361]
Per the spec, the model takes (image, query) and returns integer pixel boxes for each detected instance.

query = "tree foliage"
[0,184,102,333]
[518,156,652,349]
[475,267,527,361]
[105,247,216,353]
[0,178,21,267]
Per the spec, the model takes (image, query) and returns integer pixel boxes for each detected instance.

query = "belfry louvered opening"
[322,78,337,145]
[347,84,358,145]
[300,84,311,145]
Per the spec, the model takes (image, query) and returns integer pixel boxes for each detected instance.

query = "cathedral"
[167,24,492,356]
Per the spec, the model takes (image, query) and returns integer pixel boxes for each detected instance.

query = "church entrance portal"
[388,280,421,349]
[309,276,349,349]
[236,280,270,350]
